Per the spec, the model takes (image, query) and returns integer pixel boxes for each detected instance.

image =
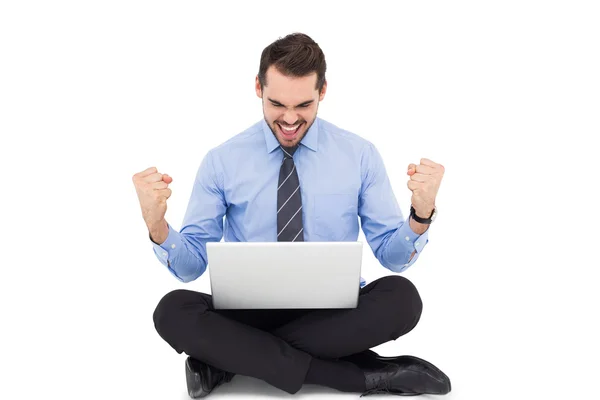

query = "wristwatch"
[410,205,437,224]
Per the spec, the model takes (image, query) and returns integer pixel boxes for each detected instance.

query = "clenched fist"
[132,167,173,230]
[407,158,445,217]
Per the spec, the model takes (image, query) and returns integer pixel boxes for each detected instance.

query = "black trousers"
[153,275,423,394]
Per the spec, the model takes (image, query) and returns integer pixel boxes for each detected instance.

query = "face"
[256,65,327,148]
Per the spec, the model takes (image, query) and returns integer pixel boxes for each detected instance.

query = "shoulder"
[210,120,264,156]
[318,118,376,154]
[319,119,388,181]
[196,120,264,179]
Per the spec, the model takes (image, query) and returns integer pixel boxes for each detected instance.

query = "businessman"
[133,33,451,398]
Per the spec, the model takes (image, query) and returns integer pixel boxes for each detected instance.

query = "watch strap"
[410,205,435,224]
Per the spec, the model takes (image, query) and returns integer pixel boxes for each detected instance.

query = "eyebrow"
[267,97,314,108]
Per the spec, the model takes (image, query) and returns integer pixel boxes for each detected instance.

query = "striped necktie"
[277,145,304,242]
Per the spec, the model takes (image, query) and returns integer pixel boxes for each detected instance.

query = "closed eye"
[270,102,312,108]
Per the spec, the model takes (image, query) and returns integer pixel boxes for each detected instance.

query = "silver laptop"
[206,241,363,310]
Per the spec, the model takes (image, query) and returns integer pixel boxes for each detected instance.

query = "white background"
[1,1,599,399]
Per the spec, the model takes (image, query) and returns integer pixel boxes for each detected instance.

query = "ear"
[319,80,327,101]
[255,75,262,98]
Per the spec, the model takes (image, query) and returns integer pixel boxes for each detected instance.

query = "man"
[133,33,450,398]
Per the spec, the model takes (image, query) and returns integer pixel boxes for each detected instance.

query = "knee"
[379,275,423,334]
[379,275,422,306]
[153,289,204,338]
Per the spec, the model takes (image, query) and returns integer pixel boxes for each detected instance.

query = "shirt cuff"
[396,215,430,255]
[150,223,184,265]
[384,216,430,271]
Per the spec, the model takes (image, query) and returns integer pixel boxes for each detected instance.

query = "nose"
[282,109,299,125]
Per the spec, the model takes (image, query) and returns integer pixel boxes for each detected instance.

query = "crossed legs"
[153,275,423,394]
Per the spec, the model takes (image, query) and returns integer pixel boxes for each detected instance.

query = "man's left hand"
[407,158,445,217]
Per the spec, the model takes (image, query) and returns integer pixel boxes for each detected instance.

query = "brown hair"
[258,33,327,92]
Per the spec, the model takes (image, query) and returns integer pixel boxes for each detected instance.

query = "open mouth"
[277,122,304,139]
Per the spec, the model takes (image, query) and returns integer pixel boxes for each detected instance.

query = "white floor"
[180,375,453,399]
[186,374,456,399]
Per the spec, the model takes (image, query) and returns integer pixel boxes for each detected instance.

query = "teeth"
[280,124,300,132]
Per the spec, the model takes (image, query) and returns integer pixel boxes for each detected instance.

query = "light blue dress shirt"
[151,117,430,287]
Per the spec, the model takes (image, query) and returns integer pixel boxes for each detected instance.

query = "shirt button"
[403,263,408,267]
[416,242,420,247]
[162,252,167,257]
[405,236,410,241]
[171,244,176,249]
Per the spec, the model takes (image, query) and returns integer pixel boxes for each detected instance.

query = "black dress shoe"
[343,350,451,396]
[185,357,235,398]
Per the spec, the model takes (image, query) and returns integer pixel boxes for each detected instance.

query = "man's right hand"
[132,167,173,243]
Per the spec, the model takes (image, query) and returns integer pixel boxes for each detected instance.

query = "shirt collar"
[262,117,320,154]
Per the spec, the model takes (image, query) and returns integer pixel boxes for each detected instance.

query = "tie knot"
[281,145,298,159]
